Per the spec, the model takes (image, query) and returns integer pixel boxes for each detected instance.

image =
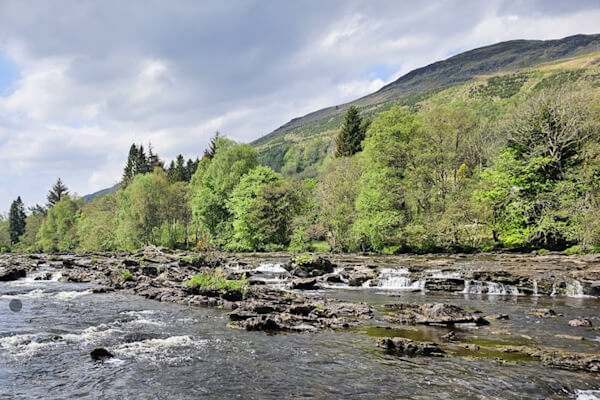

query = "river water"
[1,269,599,399]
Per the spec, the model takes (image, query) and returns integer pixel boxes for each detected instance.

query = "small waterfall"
[376,268,425,291]
[253,263,289,287]
[565,280,585,298]
[532,279,539,296]
[462,280,521,295]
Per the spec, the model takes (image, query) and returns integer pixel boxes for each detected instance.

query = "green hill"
[253,34,600,175]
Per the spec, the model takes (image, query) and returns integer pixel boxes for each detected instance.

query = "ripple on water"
[576,390,600,400]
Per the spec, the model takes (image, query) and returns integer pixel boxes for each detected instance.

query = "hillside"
[253,33,600,174]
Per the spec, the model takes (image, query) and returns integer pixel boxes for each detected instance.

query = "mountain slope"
[253,34,600,172]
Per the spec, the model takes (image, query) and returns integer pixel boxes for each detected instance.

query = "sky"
[1,0,600,212]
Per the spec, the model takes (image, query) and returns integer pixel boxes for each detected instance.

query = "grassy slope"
[253,34,600,174]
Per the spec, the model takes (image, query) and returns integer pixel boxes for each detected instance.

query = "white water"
[532,279,539,296]
[576,390,600,400]
[375,268,425,291]
[550,280,587,298]
[462,280,521,296]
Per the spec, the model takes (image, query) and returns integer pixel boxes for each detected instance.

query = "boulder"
[528,308,557,318]
[568,318,592,327]
[90,347,114,362]
[287,256,335,277]
[291,278,319,290]
[0,267,26,281]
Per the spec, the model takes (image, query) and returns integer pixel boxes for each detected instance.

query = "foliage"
[36,196,81,252]
[334,106,369,158]
[186,268,248,293]
[190,138,259,246]
[8,197,26,244]
[77,194,119,251]
[47,178,69,208]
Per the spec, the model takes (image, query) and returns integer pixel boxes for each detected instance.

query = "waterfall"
[565,280,585,297]
[462,280,521,295]
[376,268,425,291]
[532,279,539,296]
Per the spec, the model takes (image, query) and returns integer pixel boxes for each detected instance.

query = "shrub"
[186,268,248,294]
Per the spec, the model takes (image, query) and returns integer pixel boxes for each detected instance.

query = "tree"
[8,197,26,244]
[37,196,80,252]
[0,215,11,252]
[334,106,368,157]
[203,131,220,160]
[319,157,361,251]
[190,137,259,246]
[477,86,600,249]
[354,106,421,251]
[227,166,281,250]
[47,178,69,208]
[135,145,149,175]
[77,194,119,251]
[147,142,164,172]
[122,144,138,186]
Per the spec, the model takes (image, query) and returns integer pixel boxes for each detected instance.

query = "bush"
[121,270,133,281]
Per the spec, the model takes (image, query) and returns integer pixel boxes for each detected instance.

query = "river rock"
[568,317,593,327]
[501,346,600,373]
[90,347,114,361]
[379,337,445,357]
[291,277,319,290]
[424,278,465,292]
[529,308,557,318]
[286,256,335,277]
[0,267,26,281]
[385,303,488,326]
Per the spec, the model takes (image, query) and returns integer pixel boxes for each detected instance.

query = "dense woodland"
[1,81,600,254]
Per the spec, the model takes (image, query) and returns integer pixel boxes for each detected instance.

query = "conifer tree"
[203,131,220,160]
[147,142,164,172]
[135,145,148,174]
[122,144,138,186]
[8,196,26,244]
[47,178,69,207]
[334,106,366,158]
[167,160,177,183]
[174,154,186,182]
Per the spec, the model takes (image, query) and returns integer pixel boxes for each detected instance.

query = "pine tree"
[167,160,177,183]
[203,131,220,160]
[174,154,186,182]
[47,178,69,207]
[185,158,197,182]
[122,144,138,186]
[8,197,26,244]
[147,142,164,172]
[135,145,148,175]
[334,106,366,158]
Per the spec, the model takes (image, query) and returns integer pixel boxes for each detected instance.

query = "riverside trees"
[3,84,600,254]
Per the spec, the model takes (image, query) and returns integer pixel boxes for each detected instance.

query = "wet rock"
[0,267,26,281]
[568,317,592,327]
[424,278,465,292]
[379,337,445,357]
[487,314,510,321]
[90,347,114,361]
[528,308,557,318]
[385,303,488,326]
[501,346,600,373]
[91,286,115,293]
[34,272,53,281]
[287,256,335,277]
[291,278,319,290]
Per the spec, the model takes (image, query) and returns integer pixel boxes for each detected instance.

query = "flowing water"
[1,267,600,399]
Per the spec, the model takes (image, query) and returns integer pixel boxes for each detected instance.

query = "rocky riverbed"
[1,248,600,380]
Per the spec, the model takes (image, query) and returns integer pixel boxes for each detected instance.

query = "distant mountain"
[82,183,120,203]
[252,34,600,173]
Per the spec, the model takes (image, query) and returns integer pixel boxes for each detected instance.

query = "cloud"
[0,0,599,211]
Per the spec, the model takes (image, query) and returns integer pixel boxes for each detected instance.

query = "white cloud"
[0,0,599,211]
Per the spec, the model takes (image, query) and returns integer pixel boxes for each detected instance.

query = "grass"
[291,253,313,266]
[121,270,133,282]
[186,268,248,292]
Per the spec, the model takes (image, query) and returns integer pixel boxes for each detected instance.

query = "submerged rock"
[528,308,557,318]
[291,278,319,290]
[90,347,114,362]
[379,337,445,357]
[568,317,593,327]
[500,346,600,373]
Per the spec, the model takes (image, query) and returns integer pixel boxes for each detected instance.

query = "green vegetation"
[121,270,133,281]
[3,39,600,255]
[186,269,248,293]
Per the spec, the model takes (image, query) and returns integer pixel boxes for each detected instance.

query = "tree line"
[1,83,599,254]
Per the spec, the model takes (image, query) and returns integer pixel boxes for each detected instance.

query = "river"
[1,262,599,399]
